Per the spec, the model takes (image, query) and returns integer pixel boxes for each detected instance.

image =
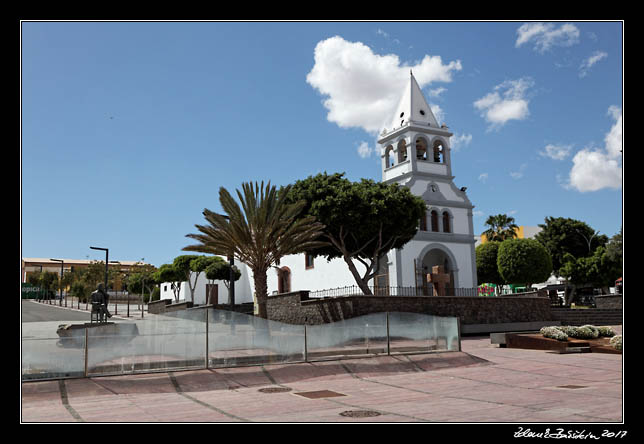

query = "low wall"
[148,299,193,314]
[266,291,553,326]
[594,294,622,310]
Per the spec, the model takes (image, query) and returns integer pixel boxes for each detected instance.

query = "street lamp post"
[219,214,235,308]
[50,259,64,307]
[110,260,121,316]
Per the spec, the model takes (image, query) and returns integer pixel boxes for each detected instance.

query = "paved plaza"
[21,325,623,423]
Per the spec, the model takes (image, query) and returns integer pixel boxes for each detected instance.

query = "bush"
[597,326,616,337]
[540,326,568,341]
[609,335,622,350]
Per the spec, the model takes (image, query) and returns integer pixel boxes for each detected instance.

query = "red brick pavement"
[21,329,623,423]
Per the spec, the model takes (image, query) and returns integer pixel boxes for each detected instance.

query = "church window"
[416,138,428,161]
[420,110,425,115]
[420,212,427,231]
[430,210,439,232]
[433,141,445,163]
[385,146,394,168]
[442,211,451,233]
[305,253,315,269]
[397,140,407,162]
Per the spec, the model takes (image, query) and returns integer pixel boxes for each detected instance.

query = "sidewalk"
[21,328,623,423]
[33,297,150,321]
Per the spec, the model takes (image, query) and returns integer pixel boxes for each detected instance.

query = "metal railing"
[307,285,481,298]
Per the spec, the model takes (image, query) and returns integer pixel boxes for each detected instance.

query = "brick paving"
[21,326,623,423]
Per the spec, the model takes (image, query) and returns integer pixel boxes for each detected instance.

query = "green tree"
[482,214,519,242]
[171,255,206,303]
[183,181,326,319]
[534,217,608,275]
[559,246,622,304]
[154,264,185,302]
[497,238,552,289]
[204,256,241,304]
[283,172,426,295]
[475,241,505,292]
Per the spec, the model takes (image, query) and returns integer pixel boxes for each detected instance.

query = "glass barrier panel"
[86,309,207,376]
[207,309,305,367]
[305,313,388,361]
[22,322,86,380]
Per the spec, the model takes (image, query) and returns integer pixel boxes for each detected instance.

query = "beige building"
[21,258,149,290]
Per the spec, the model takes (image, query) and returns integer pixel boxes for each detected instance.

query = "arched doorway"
[277,267,291,294]
[416,247,457,295]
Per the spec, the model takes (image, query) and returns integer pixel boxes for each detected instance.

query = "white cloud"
[428,87,447,98]
[451,133,473,152]
[474,78,534,130]
[567,106,622,192]
[356,141,373,159]
[539,143,572,160]
[510,163,528,180]
[306,36,462,134]
[579,51,608,78]
[515,22,580,53]
[478,173,488,183]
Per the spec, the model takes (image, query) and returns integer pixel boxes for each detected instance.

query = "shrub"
[597,326,616,337]
[540,326,568,341]
[609,335,622,350]
[580,325,600,339]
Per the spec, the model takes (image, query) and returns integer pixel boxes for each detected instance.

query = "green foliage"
[559,246,621,289]
[610,335,622,350]
[205,256,241,285]
[475,241,504,287]
[534,217,608,275]
[184,181,326,318]
[284,173,425,261]
[497,238,552,287]
[482,214,519,242]
[282,172,425,294]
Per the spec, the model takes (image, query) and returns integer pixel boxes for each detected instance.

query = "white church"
[160,72,478,306]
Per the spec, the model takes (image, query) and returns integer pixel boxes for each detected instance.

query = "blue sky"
[21,21,623,267]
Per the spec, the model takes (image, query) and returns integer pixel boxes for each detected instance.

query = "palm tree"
[183,181,326,319]
[483,214,519,242]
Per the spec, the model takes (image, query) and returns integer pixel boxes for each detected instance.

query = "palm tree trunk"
[253,269,269,319]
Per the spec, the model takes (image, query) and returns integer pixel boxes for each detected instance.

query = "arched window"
[430,210,439,232]
[385,146,394,168]
[442,211,451,233]
[416,137,428,160]
[420,212,427,231]
[433,140,445,163]
[397,140,407,163]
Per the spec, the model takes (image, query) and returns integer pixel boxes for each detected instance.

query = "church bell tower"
[377,71,478,291]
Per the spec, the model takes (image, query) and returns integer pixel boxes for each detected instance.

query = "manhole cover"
[294,390,346,399]
[557,385,588,389]
[339,410,382,418]
[258,387,292,393]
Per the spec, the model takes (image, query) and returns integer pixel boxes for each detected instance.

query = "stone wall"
[266,291,554,326]
[594,294,623,310]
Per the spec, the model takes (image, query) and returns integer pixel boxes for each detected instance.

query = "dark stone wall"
[266,291,554,326]
[594,295,623,310]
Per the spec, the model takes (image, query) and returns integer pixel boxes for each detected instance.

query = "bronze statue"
[91,283,112,322]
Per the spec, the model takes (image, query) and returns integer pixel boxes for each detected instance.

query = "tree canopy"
[283,172,426,294]
[497,238,553,287]
[475,241,504,289]
[184,181,326,318]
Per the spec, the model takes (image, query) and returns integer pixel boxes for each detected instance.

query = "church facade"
[160,73,477,305]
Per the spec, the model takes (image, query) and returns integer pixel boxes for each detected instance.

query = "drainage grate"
[340,410,382,418]
[557,385,588,389]
[258,387,292,393]
[294,390,346,399]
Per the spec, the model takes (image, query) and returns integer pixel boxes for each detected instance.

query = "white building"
[161,72,477,305]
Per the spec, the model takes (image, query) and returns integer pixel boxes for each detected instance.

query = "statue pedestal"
[56,322,139,348]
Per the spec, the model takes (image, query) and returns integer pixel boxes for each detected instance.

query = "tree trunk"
[253,269,269,319]
[342,255,373,295]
